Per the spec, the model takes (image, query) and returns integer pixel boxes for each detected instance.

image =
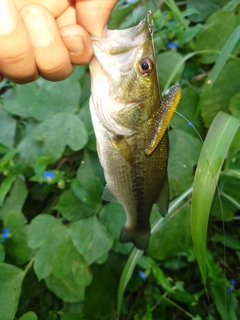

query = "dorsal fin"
[145,86,181,155]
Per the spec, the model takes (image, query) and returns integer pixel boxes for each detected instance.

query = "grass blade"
[191,111,240,285]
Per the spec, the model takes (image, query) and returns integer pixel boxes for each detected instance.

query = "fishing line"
[174,108,227,309]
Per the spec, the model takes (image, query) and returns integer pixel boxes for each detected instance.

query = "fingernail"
[22,8,53,46]
[62,35,84,54]
[0,1,16,34]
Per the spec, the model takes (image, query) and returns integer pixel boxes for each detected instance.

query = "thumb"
[75,0,117,37]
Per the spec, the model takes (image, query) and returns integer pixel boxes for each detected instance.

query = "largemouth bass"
[89,11,181,250]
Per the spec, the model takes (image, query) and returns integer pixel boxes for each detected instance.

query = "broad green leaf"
[32,113,88,161]
[71,178,102,209]
[200,60,240,127]
[211,233,240,250]
[187,0,220,22]
[45,272,85,303]
[157,51,184,89]
[18,311,38,320]
[77,149,104,187]
[3,69,81,121]
[83,263,118,319]
[0,262,24,320]
[171,87,203,137]
[51,237,92,286]
[0,175,28,220]
[99,202,132,254]
[147,204,192,260]
[221,0,240,12]
[194,12,240,64]
[70,216,113,265]
[229,92,240,117]
[191,112,240,284]
[55,189,94,221]
[0,174,16,207]
[27,214,57,250]
[27,214,69,279]
[0,107,16,148]
[168,129,202,198]
[4,211,32,264]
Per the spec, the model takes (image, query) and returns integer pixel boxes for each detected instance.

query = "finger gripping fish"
[89,11,181,250]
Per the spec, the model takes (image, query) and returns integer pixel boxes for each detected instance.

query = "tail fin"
[119,226,150,251]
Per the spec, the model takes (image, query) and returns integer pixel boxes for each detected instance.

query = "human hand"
[0,0,117,83]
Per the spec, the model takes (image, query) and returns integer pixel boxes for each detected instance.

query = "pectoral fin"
[155,177,169,217]
[110,137,133,163]
[145,86,181,155]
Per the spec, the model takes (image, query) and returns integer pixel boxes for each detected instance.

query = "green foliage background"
[0,0,240,319]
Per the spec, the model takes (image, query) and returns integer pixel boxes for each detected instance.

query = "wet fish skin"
[89,16,180,250]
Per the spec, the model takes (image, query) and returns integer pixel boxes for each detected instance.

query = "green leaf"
[171,87,203,137]
[0,175,28,220]
[32,113,88,161]
[18,311,38,320]
[45,272,85,303]
[229,92,240,117]
[147,204,192,260]
[3,69,81,121]
[83,263,118,319]
[51,237,92,286]
[76,149,104,188]
[4,211,32,264]
[200,60,240,127]
[187,0,220,22]
[70,216,113,265]
[99,202,132,254]
[0,174,16,207]
[157,51,184,89]
[55,190,94,221]
[191,112,240,284]
[0,262,24,320]
[0,107,16,148]
[194,12,240,64]
[27,214,69,279]
[168,129,202,198]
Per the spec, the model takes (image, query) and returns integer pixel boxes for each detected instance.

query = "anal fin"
[102,185,119,203]
[145,86,181,155]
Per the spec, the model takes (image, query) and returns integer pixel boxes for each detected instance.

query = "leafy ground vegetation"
[0,0,240,319]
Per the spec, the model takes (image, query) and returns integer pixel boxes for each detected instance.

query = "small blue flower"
[188,120,193,127]
[138,270,147,281]
[167,42,178,50]
[228,279,235,292]
[1,227,11,243]
[44,171,54,181]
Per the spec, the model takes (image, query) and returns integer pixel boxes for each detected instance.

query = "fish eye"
[139,58,153,76]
